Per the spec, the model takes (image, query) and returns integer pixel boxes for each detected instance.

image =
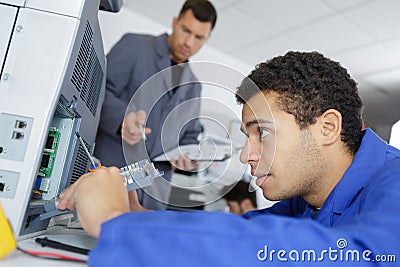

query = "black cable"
[35,237,90,255]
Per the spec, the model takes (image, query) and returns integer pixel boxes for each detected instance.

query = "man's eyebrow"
[245,119,274,128]
[181,24,207,38]
[240,119,274,134]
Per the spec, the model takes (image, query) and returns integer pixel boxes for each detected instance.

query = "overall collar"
[308,129,389,225]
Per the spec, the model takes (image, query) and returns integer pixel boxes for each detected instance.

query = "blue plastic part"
[89,163,100,171]
[35,177,42,190]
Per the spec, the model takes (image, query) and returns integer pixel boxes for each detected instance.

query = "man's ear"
[318,109,342,146]
[172,16,178,28]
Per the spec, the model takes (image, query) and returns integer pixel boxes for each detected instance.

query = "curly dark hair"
[236,51,364,155]
[179,0,217,30]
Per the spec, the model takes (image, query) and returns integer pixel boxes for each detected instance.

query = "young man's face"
[168,9,212,63]
[240,91,326,201]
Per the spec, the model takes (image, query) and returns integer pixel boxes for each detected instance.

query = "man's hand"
[128,190,151,212]
[170,155,200,172]
[57,167,130,238]
[121,110,151,145]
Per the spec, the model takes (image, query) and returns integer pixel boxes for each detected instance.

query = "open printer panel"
[0,0,107,239]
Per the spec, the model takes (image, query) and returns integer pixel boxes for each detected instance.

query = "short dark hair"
[223,181,257,208]
[179,0,217,30]
[236,51,364,155]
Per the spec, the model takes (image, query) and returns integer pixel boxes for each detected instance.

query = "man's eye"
[260,129,270,138]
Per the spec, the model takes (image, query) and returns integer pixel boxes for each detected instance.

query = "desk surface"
[1,226,96,267]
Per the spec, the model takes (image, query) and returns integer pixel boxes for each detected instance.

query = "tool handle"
[88,162,102,172]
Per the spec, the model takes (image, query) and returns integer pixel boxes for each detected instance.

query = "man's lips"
[255,174,271,186]
[179,47,189,56]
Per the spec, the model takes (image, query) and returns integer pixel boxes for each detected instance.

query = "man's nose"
[240,140,260,164]
[184,34,195,47]
[239,142,249,164]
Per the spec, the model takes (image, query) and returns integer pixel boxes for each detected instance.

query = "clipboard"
[152,143,232,162]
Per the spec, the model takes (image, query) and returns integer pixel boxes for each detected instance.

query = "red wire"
[18,247,86,262]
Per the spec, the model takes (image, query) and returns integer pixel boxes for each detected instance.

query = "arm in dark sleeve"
[179,83,202,145]
[98,34,138,137]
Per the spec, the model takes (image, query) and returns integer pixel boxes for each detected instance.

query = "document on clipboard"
[152,143,232,162]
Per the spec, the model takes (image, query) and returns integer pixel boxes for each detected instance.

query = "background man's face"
[168,9,211,63]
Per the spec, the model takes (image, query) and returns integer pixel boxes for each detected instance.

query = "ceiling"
[124,0,400,140]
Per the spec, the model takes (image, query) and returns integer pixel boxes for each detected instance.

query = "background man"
[94,0,217,209]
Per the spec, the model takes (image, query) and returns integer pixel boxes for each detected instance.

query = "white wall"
[390,120,400,149]
[99,7,166,53]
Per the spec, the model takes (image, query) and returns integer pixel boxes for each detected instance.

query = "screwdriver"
[75,132,102,172]
[139,124,147,142]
